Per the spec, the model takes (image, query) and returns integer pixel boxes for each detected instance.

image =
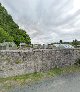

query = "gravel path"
[8,73,80,92]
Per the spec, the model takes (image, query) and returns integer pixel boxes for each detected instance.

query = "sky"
[0,0,80,44]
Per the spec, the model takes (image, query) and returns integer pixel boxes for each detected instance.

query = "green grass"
[0,65,80,90]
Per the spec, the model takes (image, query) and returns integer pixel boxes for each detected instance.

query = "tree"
[0,27,14,42]
[72,39,79,47]
[0,3,31,46]
[60,40,63,44]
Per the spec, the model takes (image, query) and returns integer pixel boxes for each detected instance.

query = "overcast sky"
[0,0,80,44]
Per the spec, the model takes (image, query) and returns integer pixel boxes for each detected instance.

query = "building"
[0,42,17,50]
[43,44,48,49]
[19,43,26,48]
[76,45,80,48]
[47,44,56,49]
[53,44,74,49]
[32,44,43,49]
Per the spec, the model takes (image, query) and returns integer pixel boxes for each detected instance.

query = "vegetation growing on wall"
[74,58,80,66]
[0,3,31,46]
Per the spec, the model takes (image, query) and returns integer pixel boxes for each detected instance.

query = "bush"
[74,58,80,66]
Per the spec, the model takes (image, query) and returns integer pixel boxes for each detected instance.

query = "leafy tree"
[0,27,14,42]
[72,39,78,47]
[59,40,63,44]
[0,3,31,46]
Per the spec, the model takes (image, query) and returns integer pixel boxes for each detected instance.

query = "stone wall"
[0,49,80,78]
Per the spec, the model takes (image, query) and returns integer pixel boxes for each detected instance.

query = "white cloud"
[73,0,80,10]
[0,0,80,44]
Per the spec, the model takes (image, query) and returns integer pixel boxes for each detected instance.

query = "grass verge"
[0,65,80,90]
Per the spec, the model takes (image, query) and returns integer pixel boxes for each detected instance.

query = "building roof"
[54,44,74,49]
[20,43,26,45]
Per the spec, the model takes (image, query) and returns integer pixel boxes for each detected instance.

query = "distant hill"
[0,3,31,46]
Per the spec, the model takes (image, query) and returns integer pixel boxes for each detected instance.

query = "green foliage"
[15,60,21,64]
[59,40,63,44]
[74,58,80,66]
[72,39,80,47]
[0,3,31,46]
[0,65,80,87]
[0,27,14,42]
